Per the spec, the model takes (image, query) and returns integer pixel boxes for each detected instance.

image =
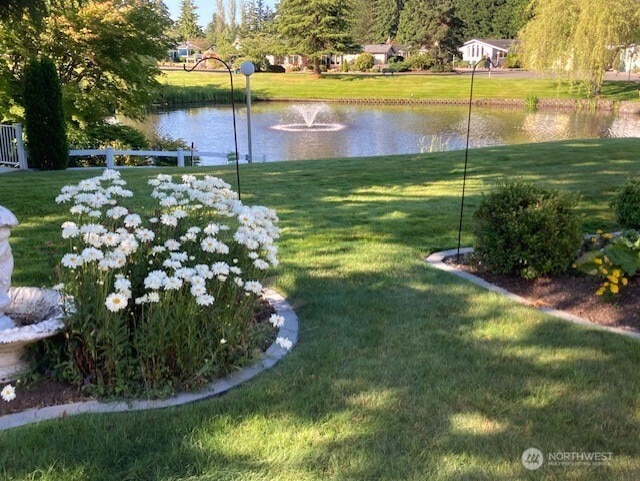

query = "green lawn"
[1,139,640,480]
[159,70,640,103]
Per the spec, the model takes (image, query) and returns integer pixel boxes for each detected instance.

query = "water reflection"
[128,102,640,165]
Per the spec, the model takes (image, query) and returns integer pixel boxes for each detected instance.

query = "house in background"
[458,39,515,67]
[342,44,404,66]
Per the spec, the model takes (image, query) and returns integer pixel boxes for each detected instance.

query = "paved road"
[454,68,640,82]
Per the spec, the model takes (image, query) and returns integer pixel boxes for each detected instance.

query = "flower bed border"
[0,288,298,431]
[426,248,640,341]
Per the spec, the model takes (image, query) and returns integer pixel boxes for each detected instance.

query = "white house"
[458,39,515,67]
[620,45,640,73]
[342,44,403,65]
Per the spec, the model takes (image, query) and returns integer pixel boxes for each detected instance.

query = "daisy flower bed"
[46,169,285,398]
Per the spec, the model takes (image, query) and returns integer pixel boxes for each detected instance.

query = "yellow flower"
[596,229,603,235]
[596,287,606,296]
[603,233,613,239]
[600,267,608,275]
[594,258,603,265]
[610,284,620,294]
[622,277,629,286]
[590,237,597,243]
[607,275,619,284]
[613,269,622,278]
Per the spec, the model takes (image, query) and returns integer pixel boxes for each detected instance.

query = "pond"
[129,102,640,165]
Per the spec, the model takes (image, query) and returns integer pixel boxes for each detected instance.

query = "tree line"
[0,0,638,169]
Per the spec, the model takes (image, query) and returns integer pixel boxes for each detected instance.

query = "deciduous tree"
[0,0,171,125]
[519,0,640,94]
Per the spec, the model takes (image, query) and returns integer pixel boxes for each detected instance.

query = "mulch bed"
[0,299,277,418]
[443,255,640,333]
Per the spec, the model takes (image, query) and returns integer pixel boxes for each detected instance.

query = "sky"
[163,0,278,28]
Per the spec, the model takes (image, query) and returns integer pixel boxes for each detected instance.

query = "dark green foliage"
[397,0,462,61]
[266,64,286,73]
[22,56,68,170]
[276,0,356,74]
[472,180,582,279]
[611,178,640,229]
[454,0,530,39]
[353,52,375,71]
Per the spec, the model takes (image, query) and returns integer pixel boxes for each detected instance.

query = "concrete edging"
[0,288,299,431]
[426,248,640,341]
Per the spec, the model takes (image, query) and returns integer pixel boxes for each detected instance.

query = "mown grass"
[158,70,640,104]
[1,139,640,480]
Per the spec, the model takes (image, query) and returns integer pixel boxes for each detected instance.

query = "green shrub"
[409,53,435,71]
[341,60,349,72]
[266,64,286,73]
[23,57,69,170]
[611,178,640,229]
[505,52,521,68]
[353,53,375,72]
[68,123,149,167]
[472,180,582,279]
[429,62,454,73]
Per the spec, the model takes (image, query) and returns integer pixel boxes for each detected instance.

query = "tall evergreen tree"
[23,57,68,170]
[454,0,529,40]
[276,0,355,74]
[373,0,404,43]
[397,0,461,60]
[347,0,377,44]
[175,0,204,41]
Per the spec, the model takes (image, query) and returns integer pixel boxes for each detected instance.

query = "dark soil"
[0,299,277,418]
[444,255,640,334]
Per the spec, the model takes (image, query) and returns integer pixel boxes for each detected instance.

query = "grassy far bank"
[158,70,640,104]
[1,139,640,480]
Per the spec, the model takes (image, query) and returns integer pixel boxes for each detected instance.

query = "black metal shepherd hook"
[456,57,494,262]
[184,57,242,201]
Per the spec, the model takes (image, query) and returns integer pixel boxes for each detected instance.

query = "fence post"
[177,148,184,167]
[12,123,27,169]
[106,147,115,168]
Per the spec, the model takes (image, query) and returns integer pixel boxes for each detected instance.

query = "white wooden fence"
[0,124,28,169]
[68,147,265,167]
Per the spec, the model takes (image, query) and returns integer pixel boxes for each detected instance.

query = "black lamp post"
[184,57,242,201]
[456,56,494,262]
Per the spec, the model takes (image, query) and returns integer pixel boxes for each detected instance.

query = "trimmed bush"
[23,57,68,170]
[409,53,435,71]
[611,178,640,229]
[472,180,582,279]
[353,53,375,72]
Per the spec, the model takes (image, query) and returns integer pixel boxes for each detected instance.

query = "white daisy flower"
[196,294,215,306]
[275,337,293,351]
[105,292,128,312]
[61,253,84,269]
[269,314,285,328]
[1,384,16,402]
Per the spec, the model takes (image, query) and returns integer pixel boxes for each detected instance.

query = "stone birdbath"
[0,206,64,382]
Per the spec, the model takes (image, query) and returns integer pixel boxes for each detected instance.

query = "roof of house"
[460,39,516,51]
[363,44,397,55]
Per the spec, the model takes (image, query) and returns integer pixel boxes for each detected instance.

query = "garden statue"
[0,206,18,331]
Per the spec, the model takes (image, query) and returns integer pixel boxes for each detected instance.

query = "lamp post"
[240,61,255,163]
[184,56,242,200]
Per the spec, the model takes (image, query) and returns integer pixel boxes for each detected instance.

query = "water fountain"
[0,206,64,382]
[271,103,345,132]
